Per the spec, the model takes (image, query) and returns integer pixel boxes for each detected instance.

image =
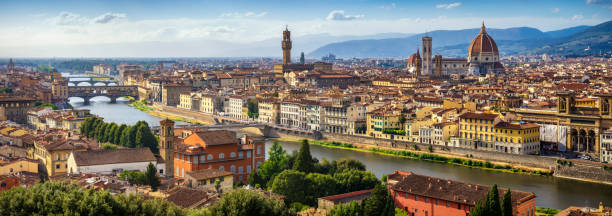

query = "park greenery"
[119,163,161,190]
[0,181,297,216]
[34,100,59,110]
[80,117,159,154]
[247,100,259,119]
[0,88,13,93]
[0,181,184,216]
[381,129,406,135]
[248,140,384,213]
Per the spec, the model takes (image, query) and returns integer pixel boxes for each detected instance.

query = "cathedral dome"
[468,22,499,58]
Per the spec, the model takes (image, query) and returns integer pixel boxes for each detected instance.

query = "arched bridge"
[68,77,117,86]
[68,85,138,104]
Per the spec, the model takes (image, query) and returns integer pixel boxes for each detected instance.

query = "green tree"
[501,188,513,216]
[119,170,145,185]
[257,141,288,188]
[334,158,366,173]
[135,123,158,154]
[124,125,138,148]
[293,139,314,173]
[361,184,394,216]
[113,124,127,144]
[327,201,361,216]
[270,170,313,205]
[202,189,296,216]
[96,123,108,142]
[119,126,130,146]
[333,169,380,194]
[485,184,502,216]
[144,162,160,191]
[104,123,118,143]
[469,200,485,216]
[306,173,338,198]
[0,181,184,216]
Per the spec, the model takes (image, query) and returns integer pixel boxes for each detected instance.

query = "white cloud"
[220,12,267,18]
[48,11,88,25]
[586,0,612,8]
[436,2,462,9]
[552,8,560,13]
[326,10,364,21]
[47,11,126,26]
[379,3,396,10]
[92,13,126,24]
[572,14,584,20]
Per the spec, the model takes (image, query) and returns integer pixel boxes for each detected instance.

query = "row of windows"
[461,119,494,124]
[177,151,251,163]
[461,132,540,143]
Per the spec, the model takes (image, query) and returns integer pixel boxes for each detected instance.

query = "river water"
[67,84,611,209]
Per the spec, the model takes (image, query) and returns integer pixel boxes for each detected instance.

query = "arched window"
[230,152,236,158]
[219,166,225,171]
[230,165,236,173]
[219,153,224,159]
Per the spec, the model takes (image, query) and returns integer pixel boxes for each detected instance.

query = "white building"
[601,129,612,163]
[67,148,165,176]
[228,96,247,120]
[280,101,301,128]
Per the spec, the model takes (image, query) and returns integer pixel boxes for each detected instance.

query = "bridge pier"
[83,97,91,105]
[110,97,117,103]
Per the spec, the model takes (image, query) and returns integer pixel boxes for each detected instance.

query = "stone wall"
[153,104,217,124]
[554,163,612,183]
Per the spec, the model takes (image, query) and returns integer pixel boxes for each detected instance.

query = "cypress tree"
[135,123,158,154]
[293,139,314,173]
[485,184,502,216]
[469,200,485,216]
[104,123,117,143]
[144,162,160,191]
[120,126,131,147]
[501,188,513,216]
[114,124,127,144]
[126,126,138,148]
[97,123,108,142]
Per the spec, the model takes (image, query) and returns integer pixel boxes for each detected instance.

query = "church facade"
[407,22,502,77]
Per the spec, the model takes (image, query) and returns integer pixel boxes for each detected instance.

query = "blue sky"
[0,0,610,57]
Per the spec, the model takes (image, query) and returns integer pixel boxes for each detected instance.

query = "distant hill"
[308,27,548,58]
[527,20,612,56]
[544,25,591,38]
[308,22,610,58]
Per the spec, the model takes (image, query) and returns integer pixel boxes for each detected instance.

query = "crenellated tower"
[282,26,292,65]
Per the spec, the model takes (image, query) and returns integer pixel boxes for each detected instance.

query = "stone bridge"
[68,85,138,104]
[68,77,117,86]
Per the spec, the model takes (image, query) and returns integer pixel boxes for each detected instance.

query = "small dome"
[407,49,421,65]
[468,22,499,57]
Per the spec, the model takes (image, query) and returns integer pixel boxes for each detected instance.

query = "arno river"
[69,96,612,209]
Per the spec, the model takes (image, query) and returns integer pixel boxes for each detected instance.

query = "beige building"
[184,169,234,193]
[199,94,218,115]
[33,136,88,176]
[162,84,191,107]
[258,99,280,124]
[179,93,201,111]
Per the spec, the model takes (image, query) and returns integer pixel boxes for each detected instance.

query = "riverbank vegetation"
[131,99,154,112]
[535,207,560,216]
[80,117,159,154]
[248,140,390,214]
[292,138,552,176]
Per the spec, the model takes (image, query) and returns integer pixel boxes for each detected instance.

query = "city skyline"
[0,0,611,57]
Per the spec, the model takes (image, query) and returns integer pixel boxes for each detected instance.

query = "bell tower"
[159,119,175,177]
[282,26,292,65]
[422,36,432,75]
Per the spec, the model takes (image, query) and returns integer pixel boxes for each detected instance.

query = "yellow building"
[493,121,540,154]
[33,137,88,176]
[457,112,501,150]
[366,107,403,139]
[0,158,38,175]
[200,94,217,114]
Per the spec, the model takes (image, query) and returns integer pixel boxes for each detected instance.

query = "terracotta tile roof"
[185,169,233,181]
[194,130,237,146]
[165,187,209,208]
[319,189,372,202]
[73,148,156,166]
[494,121,539,130]
[387,171,535,206]
[458,112,499,120]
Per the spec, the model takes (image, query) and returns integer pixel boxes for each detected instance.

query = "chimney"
[475,185,478,190]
